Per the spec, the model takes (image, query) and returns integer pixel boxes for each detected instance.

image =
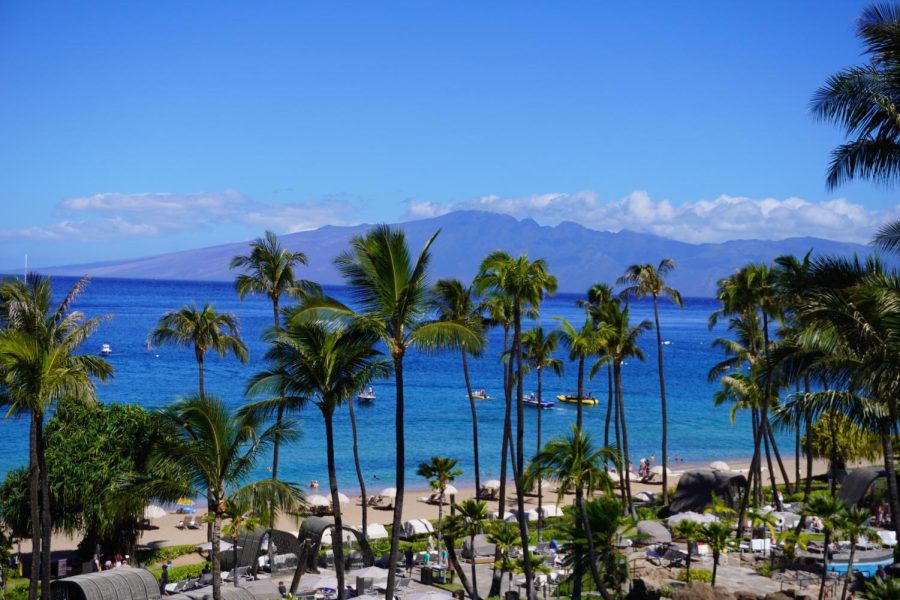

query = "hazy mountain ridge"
[39,210,880,296]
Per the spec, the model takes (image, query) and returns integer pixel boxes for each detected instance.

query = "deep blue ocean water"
[0,276,779,492]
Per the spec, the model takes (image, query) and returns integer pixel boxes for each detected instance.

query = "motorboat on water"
[100,343,111,356]
[524,393,554,408]
[357,386,376,402]
[556,394,599,405]
[468,389,491,400]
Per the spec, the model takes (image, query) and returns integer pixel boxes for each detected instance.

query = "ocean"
[0,276,779,492]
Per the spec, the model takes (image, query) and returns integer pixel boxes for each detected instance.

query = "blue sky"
[2,1,898,268]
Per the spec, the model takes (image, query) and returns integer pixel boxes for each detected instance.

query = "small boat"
[524,393,554,409]
[357,386,376,402]
[556,394,599,406]
[100,343,111,356]
[468,389,491,400]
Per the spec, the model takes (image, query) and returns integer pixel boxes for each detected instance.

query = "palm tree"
[861,577,900,600]
[838,506,874,600]
[591,303,650,512]
[487,521,520,593]
[475,252,557,600]
[147,303,249,399]
[230,230,317,484]
[699,520,737,587]
[554,316,602,431]
[804,492,847,600]
[521,326,563,542]
[557,498,627,600]
[145,395,304,600]
[527,427,616,600]
[811,4,900,191]
[579,283,620,455]
[221,496,261,587]
[431,279,486,495]
[417,456,463,569]
[319,225,482,600]
[672,520,703,582]
[454,499,488,600]
[617,259,682,503]
[268,315,388,599]
[442,513,476,599]
[0,274,112,600]
[230,230,314,330]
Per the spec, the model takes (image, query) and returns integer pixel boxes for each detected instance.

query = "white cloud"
[405,191,900,244]
[1,191,357,243]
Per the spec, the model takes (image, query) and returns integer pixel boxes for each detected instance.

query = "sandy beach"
[28,455,840,560]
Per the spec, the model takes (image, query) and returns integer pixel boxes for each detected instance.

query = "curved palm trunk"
[818,530,832,600]
[512,304,533,600]
[804,379,814,502]
[28,414,40,600]
[212,509,223,600]
[385,353,405,600]
[38,415,51,598]
[651,295,670,504]
[490,328,512,598]
[536,368,544,542]
[436,492,444,567]
[879,418,900,541]
[762,422,782,510]
[766,422,792,497]
[613,382,625,503]
[604,364,613,467]
[614,362,633,514]
[577,489,612,600]
[840,540,857,600]
[462,350,480,496]
[324,411,346,600]
[576,356,585,430]
[272,404,284,481]
[444,535,474,599]
[348,398,367,542]
[829,408,839,496]
[469,533,478,600]
[711,550,720,587]
[196,351,205,399]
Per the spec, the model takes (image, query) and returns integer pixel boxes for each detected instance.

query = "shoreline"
[26,454,846,556]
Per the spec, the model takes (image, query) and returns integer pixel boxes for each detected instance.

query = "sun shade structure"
[50,568,161,600]
[402,519,434,537]
[666,470,748,516]
[297,516,374,574]
[838,466,888,508]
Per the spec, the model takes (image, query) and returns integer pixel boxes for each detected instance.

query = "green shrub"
[636,506,660,521]
[148,562,206,583]
[659,585,674,598]
[676,568,713,583]
[135,544,198,566]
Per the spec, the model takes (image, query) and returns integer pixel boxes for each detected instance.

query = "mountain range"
[40,210,882,296]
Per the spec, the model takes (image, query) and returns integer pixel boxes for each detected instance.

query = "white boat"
[100,343,111,356]
[357,386,376,402]
[524,393,554,408]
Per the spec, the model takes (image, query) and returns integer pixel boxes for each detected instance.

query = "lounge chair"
[186,516,200,529]
[750,538,772,555]
[878,530,898,547]
[856,536,879,551]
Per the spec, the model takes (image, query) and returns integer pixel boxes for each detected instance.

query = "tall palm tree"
[144,395,304,600]
[417,456,463,569]
[230,230,317,483]
[617,259,682,503]
[313,225,481,600]
[579,284,619,454]
[554,316,603,431]
[0,274,112,600]
[811,4,900,191]
[230,230,314,330]
[269,314,387,599]
[454,499,488,600]
[431,279,486,495]
[475,252,557,600]
[557,498,627,600]
[804,493,846,600]
[522,326,563,542]
[147,303,249,399]
[527,427,616,600]
[591,303,650,512]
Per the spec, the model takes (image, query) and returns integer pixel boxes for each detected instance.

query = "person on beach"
[404,547,414,576]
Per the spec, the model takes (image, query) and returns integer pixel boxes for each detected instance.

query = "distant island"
[37,210,881,296]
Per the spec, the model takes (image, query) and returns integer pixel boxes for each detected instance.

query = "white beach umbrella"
[538,505,563,518]
[381,487,397,499]
[606,470,621,482]
[335,492,350,505]
[709,461,730,472]
[143,505,167,520]
[307,494,330,507]
[484,479,501,489]
[667,511,717,526]
[365,523,389,540]
[650,465,673,476]
[444,484,459,495]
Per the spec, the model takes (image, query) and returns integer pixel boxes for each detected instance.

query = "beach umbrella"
[365,523,389,540]
[606,470,620,483]
[444,484,459,495]
[709,461,730,472]
[381,487,397,499]
[198,540,233,552]
[484,479,501,489]
[307,494,330,507]
[667,511,717,526]
[143,505,167,520]
[538,505,563,518]
[650,465,673,476]
[335,492,350,505]
[177,498,194,506]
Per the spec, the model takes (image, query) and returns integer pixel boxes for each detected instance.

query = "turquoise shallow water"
[0,276,781,491]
